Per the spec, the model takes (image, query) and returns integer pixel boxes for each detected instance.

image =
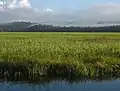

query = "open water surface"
[0,78,120,91]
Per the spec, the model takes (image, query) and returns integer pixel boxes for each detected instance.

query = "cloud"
[7,0,31,8]
[44,8,53,12]
[73,3,120,25]
[8,0,17,8]
[1,2,120,26]
[19,0,31,8]
[0,1,4,5]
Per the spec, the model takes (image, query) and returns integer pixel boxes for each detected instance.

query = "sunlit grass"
[0,32,120,79]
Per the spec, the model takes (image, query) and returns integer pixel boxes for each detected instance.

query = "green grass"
[0,32,120,80]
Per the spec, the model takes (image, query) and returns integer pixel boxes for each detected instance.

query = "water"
[0,79,120,91]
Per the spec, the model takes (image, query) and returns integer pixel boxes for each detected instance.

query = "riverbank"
[0,32,120,79]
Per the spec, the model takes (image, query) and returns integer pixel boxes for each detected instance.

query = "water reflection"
[0,78,120,91]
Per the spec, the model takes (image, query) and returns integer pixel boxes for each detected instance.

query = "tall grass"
[0,32,120,80]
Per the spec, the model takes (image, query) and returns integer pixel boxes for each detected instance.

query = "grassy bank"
[0,32,120,79]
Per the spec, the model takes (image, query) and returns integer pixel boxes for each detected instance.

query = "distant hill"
[0,22,34,31]
[97,21,120,24]
[0,21,120,32]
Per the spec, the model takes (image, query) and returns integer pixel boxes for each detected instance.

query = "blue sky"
[31,0,120,10]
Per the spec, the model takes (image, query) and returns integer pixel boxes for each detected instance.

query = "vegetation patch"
[0,32,120,80]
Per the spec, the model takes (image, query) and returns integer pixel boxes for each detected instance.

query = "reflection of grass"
[0,32,120,79]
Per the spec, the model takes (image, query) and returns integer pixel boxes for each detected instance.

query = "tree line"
[0,21,120,32]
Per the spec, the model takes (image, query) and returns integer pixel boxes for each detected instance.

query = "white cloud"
[44,8,53,12]
[83,3,120,21]
[0,1,4,5]
[19,0,32,8]
[8,0,17,8]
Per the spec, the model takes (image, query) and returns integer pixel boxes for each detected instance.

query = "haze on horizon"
[0,0,120,26]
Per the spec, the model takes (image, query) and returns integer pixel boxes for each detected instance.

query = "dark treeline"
[0,21,120,32]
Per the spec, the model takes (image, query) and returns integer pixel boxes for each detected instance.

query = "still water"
[0,79,120,91]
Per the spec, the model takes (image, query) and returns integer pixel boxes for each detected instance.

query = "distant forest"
[0,21,120,32]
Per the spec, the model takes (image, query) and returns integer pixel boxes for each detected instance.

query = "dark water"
[0,79,120,91]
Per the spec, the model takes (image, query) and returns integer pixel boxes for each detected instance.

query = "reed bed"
[0,32,120,80]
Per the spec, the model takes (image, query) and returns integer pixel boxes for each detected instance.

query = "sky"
[0,0,120,26]
[31,0,120,9]
[31,0,120,10]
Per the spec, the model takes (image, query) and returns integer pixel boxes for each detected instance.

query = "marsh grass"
[0,32,120,80]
